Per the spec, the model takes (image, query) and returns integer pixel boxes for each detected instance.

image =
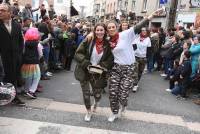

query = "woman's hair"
[184,50,191,59]
[141,27,150,37]
[173,34,180,42]
[106,20,118,30]
[174,59,180,67]
[119,21,129,32]
[183,31,192,40]
[93,23,107,40]
[184,41,191,48]
[193,35,200,42]
[24,28,40,41]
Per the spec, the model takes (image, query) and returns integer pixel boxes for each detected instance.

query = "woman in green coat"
[74,23,114,122]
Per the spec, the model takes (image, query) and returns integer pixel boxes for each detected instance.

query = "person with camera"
[74,23,114,122]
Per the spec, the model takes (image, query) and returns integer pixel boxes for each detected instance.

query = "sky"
[73,0,94,16]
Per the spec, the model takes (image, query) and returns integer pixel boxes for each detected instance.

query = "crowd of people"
[0,2,200,123]
[0,2,90,104]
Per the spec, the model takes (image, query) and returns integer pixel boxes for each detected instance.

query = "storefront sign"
[190,0,200,8]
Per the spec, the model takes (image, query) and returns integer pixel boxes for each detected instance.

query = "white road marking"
[20,97,200,132]
[0,117,135,134]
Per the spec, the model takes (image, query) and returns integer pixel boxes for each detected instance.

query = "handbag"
[74,64,86,81]
[0,82,16,106]
[88,65,107,74]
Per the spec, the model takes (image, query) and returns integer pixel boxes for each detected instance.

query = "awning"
[177,13,196,23]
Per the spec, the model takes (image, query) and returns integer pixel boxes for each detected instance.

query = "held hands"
[147,8,164,20]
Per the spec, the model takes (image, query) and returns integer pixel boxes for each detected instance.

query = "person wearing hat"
[21,28,43,99]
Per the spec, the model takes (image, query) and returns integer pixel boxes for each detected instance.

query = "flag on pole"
[70,6,79,17]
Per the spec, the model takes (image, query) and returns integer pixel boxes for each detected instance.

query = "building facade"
[105,0,117,19]
[177,0,200,28]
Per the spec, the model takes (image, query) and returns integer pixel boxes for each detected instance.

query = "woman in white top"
[107,9,163,122]
[132,27,151,92]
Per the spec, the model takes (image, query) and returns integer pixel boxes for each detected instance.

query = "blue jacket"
[190,44,200,77]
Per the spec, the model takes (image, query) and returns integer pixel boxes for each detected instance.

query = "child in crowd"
[21,28,43,99]
[179,51,192,98]
[165,60,181,95]
[166,51,192,98]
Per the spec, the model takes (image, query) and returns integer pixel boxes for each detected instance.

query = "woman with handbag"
[74,23,114,122]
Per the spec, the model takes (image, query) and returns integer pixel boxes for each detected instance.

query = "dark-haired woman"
[132,27,151,92]
[74,23,114,122]
[119,21,129,32]
[106,9,164,122]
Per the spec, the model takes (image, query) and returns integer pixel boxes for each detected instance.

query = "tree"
[167,0,178,29]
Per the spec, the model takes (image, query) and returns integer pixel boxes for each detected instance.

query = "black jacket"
[74,39,114,85]
[23,41,39,64]
[0,20,24,85]
[165,42,181,59]
[180,59,192,79]
[38,22,49,41]
[75,39,114,70]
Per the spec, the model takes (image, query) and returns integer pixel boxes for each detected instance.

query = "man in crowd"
[21,3,39,21]
[0,3,25,105]
[48,4,56,20]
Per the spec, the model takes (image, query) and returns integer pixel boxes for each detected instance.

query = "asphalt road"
[0,63,200,134]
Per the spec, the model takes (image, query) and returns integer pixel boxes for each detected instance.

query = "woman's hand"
[148,8,164,20]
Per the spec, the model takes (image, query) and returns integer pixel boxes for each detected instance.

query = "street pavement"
[0,63,200,134]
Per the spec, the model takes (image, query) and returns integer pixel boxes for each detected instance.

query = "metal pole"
[70,0,72,20]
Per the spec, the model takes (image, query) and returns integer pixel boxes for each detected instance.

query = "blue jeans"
[164,58,173,75]
[171,84,181,96]
[147,55,154,72]
[43,46,50,64]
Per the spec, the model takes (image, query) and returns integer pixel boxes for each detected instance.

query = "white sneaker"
[108,114,118,122]
[132,85,139,92]
[46,72,53,77]
[84,112,92,122]
[47,71,53,75]
[160,73,167,77]
[165,89,172,92]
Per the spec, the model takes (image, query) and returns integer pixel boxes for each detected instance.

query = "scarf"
[140,33,147,42]
[95,38,104,54]
[109,33,119,49]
